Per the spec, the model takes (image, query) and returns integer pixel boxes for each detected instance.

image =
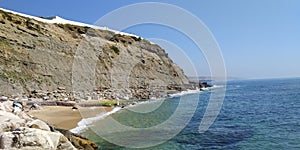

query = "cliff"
[0,8,191,101]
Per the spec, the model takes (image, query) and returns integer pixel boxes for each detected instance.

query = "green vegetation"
[142,39,152,45]
[100,101,118,106]
[110,45,120,55]
[137,36,142,41]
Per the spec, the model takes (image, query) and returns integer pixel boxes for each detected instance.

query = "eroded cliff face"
[0,9,190,100]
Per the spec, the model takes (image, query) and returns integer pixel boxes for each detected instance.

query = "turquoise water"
[83,78,300,149]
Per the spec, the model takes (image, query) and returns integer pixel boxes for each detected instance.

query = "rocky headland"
[0,8,199,101]
[0,8,211,150]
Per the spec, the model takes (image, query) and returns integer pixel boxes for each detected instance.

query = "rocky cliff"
[0,9,192,101]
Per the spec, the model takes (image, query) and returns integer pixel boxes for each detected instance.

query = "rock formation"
[0,9,192,101]
[0,100,97,150]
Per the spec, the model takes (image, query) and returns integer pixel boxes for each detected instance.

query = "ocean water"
[82,78,300,149]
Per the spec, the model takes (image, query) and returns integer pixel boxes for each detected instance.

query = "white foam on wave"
[210,85,225,89]
[201,85,224,91]
[168,88,201,98]
[168,85,225,97]
[70,107,121,133]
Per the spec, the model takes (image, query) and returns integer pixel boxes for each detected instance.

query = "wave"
[167,85,224,97]
[70,107,121,133]
[168,88,201,98]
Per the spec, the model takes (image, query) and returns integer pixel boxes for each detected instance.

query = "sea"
[78,78,300,150]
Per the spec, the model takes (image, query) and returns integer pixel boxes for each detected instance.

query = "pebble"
[0,96,8,101]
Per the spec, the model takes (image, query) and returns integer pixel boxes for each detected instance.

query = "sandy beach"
[28,106,114,130]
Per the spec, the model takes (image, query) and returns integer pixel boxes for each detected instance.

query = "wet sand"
[28,106,113,130]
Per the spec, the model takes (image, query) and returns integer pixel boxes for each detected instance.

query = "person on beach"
[29,103,40,110]
[12,101,23,114]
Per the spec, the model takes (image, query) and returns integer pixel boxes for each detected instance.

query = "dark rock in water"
[199,82,212,89]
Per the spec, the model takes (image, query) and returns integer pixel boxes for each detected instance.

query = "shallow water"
[83,78,300,149]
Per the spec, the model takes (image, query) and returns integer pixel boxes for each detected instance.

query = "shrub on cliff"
[110,45,120,55]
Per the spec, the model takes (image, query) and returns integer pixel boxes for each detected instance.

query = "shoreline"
[17,86,219,135]
[28,105,115,130]
[69,86,221,134]
[70,107,121,133]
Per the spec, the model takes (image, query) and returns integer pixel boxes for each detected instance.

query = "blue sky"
[1,0,300,79]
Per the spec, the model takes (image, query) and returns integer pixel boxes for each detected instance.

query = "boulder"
[27,119,51,131]
[0,96,8,101]
[56,128,98,150]
[0,101,13,112]
[17,111,33,122]
[12,106,22,115]
[58,87,66,90]
[0,127,77,150]
[0,110,26,132]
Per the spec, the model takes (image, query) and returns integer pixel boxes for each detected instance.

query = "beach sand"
[28,106,113,130]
